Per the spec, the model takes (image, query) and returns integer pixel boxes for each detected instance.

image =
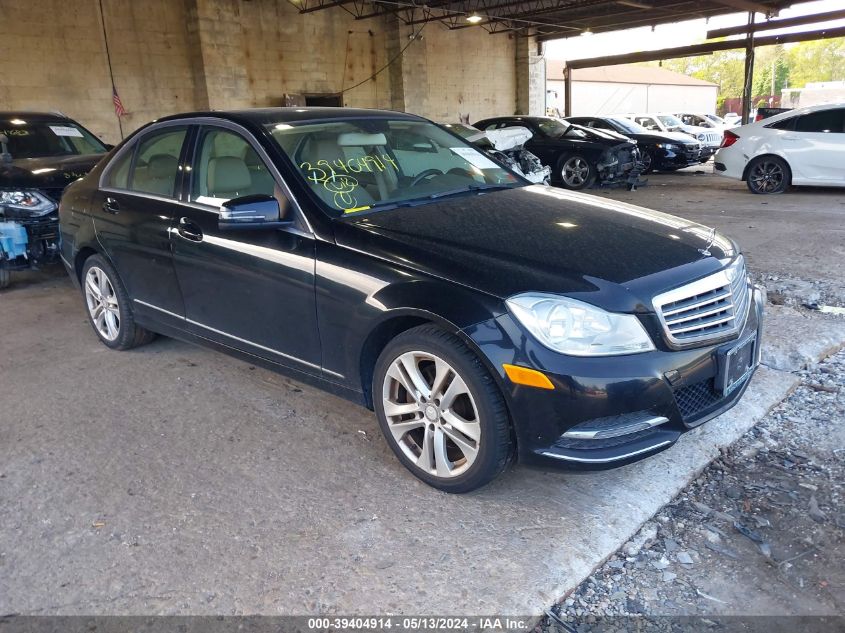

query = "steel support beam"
[741,11,755,125]
[564,62,572,117]
[561,24,845,66]
[707,8,845,39]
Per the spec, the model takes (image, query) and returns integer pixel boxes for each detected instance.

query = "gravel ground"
[542,347,845,631]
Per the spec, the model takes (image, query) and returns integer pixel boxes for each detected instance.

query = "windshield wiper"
[426,183,515,199]
[344,184,517,216]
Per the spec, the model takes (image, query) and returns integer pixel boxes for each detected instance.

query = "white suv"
[714,103,845,194]
[626,113,722,160]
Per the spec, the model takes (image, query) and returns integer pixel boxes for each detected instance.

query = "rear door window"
[129,128,188,197]
[794,109,845,133]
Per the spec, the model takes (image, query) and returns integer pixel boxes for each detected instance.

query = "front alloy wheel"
[382,351,481,478]
[373,325,513,493]
[560,155,595,190]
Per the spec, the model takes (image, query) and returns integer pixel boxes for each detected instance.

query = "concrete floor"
[1,170,844,617]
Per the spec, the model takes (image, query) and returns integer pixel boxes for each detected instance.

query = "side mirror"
[219,194,290,231]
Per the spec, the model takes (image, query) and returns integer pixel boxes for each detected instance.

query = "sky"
[544,0,845,61]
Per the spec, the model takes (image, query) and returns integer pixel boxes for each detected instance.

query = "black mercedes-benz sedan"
[473,115,641,190]
[58,107,763,493]
[563,116,704,174]
[1,112,109,286]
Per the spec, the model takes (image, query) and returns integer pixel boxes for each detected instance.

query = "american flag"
[112,86,126,117]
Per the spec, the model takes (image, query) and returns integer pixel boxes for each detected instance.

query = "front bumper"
[653,146,702,171]
[463,285,764,468]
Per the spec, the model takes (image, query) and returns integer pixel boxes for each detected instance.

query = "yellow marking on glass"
[344,206,371,214]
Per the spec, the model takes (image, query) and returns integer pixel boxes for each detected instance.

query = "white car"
[714,103,845,194]
[625,113,722,160]
[723,113,741,127]
[675,112,730,133]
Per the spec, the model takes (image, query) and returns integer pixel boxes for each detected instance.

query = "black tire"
[557,154,596,190]
[372,324,514,493]
[80,253,155,350]
[746,156,790,194]
[640,150,654,175]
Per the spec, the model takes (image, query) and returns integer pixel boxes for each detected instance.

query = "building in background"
[546,62,718,116]
[782,81,845,108]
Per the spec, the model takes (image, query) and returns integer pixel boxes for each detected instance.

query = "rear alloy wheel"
[81,254,155,350]
[373,325,513,493]
[746,156,790,194]
[559,155,595,190]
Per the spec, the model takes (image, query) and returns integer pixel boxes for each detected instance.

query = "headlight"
[506,293,655,356]
[0,190,57,216]
[656,143,679,150]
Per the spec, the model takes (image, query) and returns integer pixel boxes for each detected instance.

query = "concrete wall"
[0,0,205,142]
[0,0,528,145]
[547,80,718,116]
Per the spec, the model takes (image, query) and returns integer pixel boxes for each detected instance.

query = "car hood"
[334,185,736,313]
[660,131,701,144]
[561,125,635,146]
[0,154,103,199]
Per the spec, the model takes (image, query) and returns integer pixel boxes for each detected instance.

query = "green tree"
[787,37,845,88]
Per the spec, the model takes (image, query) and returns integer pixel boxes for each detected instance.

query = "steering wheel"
[410,169,443,187]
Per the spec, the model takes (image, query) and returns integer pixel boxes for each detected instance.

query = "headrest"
[208,156,251,194]
[147,154,178,179]
[243,149,263,168]
[338,132,386,146]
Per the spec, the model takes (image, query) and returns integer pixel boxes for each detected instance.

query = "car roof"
[154,107,424,127]
[0,111,73,122]
[760,102,844,124]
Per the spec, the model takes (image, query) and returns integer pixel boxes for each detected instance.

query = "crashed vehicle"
[564,115,703,174]
[441,122,550,184]
[474,115,642,190]
[0,112,108,288]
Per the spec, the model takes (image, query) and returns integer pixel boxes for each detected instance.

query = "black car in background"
[59,107,762,493]
[473,115,641,190]
[0,112,108,287]
[564,116,703,174]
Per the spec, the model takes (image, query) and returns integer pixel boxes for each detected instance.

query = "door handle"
[783,135,799,141]
[103,197,120,214]
[177,217,203,242]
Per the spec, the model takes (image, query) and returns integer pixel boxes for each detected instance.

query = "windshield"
[607,117,648,134]
[657,114,683,127]
[0,118,107,159]
[266,118,521,216]
[535,118,572,138]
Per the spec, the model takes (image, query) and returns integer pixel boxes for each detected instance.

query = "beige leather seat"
[207,156,252,199]
[136,154,178,196]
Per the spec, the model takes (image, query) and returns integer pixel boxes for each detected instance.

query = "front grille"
[674,378,722,421]
[653,257,751,347]
[697,132,721,145]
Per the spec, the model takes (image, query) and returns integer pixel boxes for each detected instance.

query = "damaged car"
[441,122,550,184]
[0,111,109,288]
[564,115,703,174]
[473,115,641,190]
[60,107,762,492]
